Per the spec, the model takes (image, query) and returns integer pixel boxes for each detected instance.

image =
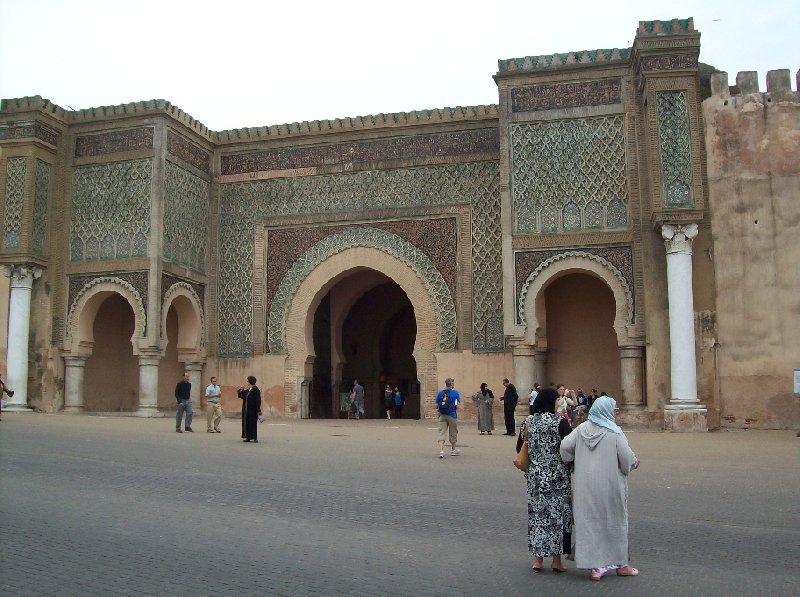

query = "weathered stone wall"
[703,69,800,429]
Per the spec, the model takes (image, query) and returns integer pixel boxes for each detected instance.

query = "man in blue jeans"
[436,377,460,458]
[175,371,193,432]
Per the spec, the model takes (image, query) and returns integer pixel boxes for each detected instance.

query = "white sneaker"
[438,451,444,459]
[450,448,461,456]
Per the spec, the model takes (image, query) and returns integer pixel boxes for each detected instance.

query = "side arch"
[268,226,456,354]
[161,282,205,360]
[282,246,440,418]
[519,251,635,346]
[65,276,147,356]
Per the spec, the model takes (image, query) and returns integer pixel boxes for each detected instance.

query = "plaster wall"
[83,294,139,411]
[434,350,512,421]
[204,354,287,418]
[703,70,800,429]
[544,274,621,395]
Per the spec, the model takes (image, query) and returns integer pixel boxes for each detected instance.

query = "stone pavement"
[1,413,798,597]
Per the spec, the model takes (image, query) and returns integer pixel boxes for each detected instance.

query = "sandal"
[616,566,639,577]
[590,570,604,581]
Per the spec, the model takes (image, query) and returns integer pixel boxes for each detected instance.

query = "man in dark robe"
[500,378,519,435]
[237,376,262,443]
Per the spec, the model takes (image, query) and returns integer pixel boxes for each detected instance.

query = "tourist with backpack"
[436,377,461,459]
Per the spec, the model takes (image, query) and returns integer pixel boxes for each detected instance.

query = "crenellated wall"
[703,69,800,429]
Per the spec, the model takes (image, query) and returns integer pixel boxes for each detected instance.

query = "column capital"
[661,223,699,255]
[63,355,88,368]
[182,361,204,372]
[10,264,43,288]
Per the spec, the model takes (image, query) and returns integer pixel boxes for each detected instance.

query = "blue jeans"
[176,399,193,430]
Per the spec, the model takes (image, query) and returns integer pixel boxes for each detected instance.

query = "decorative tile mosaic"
[167,131,210,174]
[74,127,154,157]
[266,219,457,321]
[511,79,621,112]
[656,91,693,206]
[267,226,457,354]
[162,274,205,309]
[221,129,499,175]
[217,161,501,356]
[515,246,635,324]
[70,159,152,261]
[32,159,50,255]
[163,162,209,272]
[510,115,629,233]
[3,157,26,249]
[67,271,149,333]
[640,55,698,72]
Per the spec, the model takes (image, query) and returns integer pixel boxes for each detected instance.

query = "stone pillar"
[5,265,42,411]
[619,345,644,406]
[661,223,707,431]
[511,342,535,418]
[184,361,203,408]
[136,353,161,417]
[63,356,88,413]
[533,348,548,389]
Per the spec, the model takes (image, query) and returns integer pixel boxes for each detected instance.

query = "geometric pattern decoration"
[267,226,457,354]
[163,161,209,272]
[3,157,26,250]
[656,91,693,207]
[32,159,51,255]
[70,159,152,261]
[511,115,629,233]
[217,161,501,356]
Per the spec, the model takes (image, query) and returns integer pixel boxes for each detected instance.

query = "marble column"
[511,342,535,417]
[661,223,707,430]
[619,345,644,406]
[533,348,548,389]
[63,356,88,413]
[5,265,42,411]
[183,361,203,408]
[136,353,161,417]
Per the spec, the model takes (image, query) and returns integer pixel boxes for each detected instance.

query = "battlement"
[497,48,629,74]
[637,18,695,36]
[0,95,68,120]
[213,105,499,143]
[709,69,800,101]
[1,95,499,144]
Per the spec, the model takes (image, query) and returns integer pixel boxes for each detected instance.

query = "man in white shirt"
[529,383,541,415]
[205,376,223,433]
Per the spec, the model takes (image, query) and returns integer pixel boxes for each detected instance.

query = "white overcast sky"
[0,0,797,131]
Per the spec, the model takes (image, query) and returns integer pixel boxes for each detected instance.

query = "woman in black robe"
[237,375,262,443]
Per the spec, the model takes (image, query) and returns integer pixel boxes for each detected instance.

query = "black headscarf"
[531,387,558,414]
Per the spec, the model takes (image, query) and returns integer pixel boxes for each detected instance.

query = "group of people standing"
[516,387,640,581]
[471,378,523,436]
[383,384,406,419]
[174,372,262,442]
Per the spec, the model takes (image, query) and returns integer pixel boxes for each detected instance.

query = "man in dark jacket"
[500,378,519,435]
[175,372,193,433]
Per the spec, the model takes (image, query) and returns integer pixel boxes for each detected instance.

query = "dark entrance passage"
[310,271,419,419]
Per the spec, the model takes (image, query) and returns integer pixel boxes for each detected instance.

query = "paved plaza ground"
[1,412,798,596]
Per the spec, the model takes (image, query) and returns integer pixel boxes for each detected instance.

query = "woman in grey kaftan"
[472,382,494,433]
[559,395,640,580]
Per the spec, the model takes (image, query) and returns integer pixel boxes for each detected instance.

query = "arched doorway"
[83,293,139,411]
[309,272,419,419]
[544,273,620,395]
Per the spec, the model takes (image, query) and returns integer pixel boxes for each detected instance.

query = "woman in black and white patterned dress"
[516,387,573,573]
